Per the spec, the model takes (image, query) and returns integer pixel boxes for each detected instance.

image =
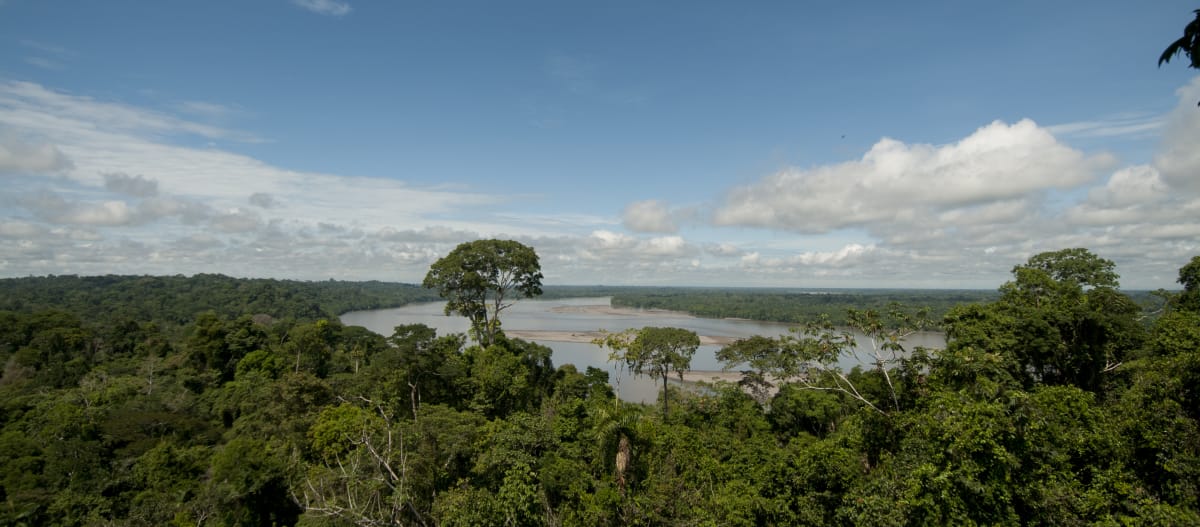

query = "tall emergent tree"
[423,239,543,347]
[942,248,1142,392]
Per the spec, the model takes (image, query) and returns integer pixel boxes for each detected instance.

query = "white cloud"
[1155,77,1200,192]
[1046,114,1163,138]
[0,220,45,238]
[24,57,63,71]
[579,230,695,261]
[61,201,134,226]
[714,119,1110,233]
[0,81,264,143]
[740,244,878,269]
[248,192,276,208]
[705,243,742,257]
[2,76,1199,288]
[293,0,352,16]
[18,190,135,227]
[19,40,74,71]
[0,81,580,282]
[0,133,73,174]
[210,209,263,233]
[103,173,159,197]
[622,199,677,233]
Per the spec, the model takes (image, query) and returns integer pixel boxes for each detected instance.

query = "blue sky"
[1,1,1198,289]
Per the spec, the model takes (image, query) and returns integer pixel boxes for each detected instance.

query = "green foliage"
[465,337,555,418]
[0,273,439,327]
[1159,9,1200,69]
[1177,255,1200,312]
[1,252,1198,525]
[943,248,1144,392]
[423,239,543,346]
[598,326,699,417]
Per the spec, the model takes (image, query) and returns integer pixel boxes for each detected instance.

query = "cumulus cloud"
[61,201,135,226]
[714,119,1110,233]
[2,76,1199,288]
[293,0,351,16]
[705,243,743,257]
[1155,77,1200,192]
[248,192,276,208]
[210,209,263,233]
[580,230,695,261]
[622,199,677,233]
[19,190,135,226]
[0,220,46,238]
[135,196,212,223]
[103,173,158,197]
[0,134,73,174]
[741,244,879,269]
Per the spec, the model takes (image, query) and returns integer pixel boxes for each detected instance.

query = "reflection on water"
[340,297,945,404]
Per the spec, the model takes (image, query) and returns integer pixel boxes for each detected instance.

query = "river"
[341,297,945,403]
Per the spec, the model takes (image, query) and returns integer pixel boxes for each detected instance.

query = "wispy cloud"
[292,0,352,16]
[20,39,75,71]
[0,80,568,282]
[0,81,265,144]
[1046,113,1164,139]
[24,57,64,71]
[19,40,74,57]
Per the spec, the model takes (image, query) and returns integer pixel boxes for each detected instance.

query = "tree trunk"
[615,434,631,495]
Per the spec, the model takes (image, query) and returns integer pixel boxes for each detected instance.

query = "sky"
[1,1,1198,289]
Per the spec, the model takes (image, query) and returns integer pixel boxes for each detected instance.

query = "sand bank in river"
[677,370,744,384]
[504,329,738,346]
[546,303,696,318]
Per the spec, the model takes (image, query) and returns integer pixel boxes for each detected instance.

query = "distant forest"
[0,254,1197,526]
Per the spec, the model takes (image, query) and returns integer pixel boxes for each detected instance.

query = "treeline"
[0,274,440,327]
[0,250,1198,525]
[609,287,1170,326]
[609,288,1000,325]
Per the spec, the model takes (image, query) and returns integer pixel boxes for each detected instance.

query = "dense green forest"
[0,274,442,327]
[1,249,1198,525]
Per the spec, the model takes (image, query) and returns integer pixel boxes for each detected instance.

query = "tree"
[942,248,1142,392]
[1177,255,1200,312]
[1160,9,1200,70]
[422,239,543,347]
[1160,9,1200,106]
[598,326,699,418]
[1019,247,1119,289]
[718,305,930,414]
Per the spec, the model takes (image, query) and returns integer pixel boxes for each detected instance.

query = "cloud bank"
[2,78,1199,288]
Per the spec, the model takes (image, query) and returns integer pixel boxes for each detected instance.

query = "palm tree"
[1159,9,1200,70]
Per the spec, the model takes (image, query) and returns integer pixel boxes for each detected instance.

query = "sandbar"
[504,329,738,346]
[547,304,695,318]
